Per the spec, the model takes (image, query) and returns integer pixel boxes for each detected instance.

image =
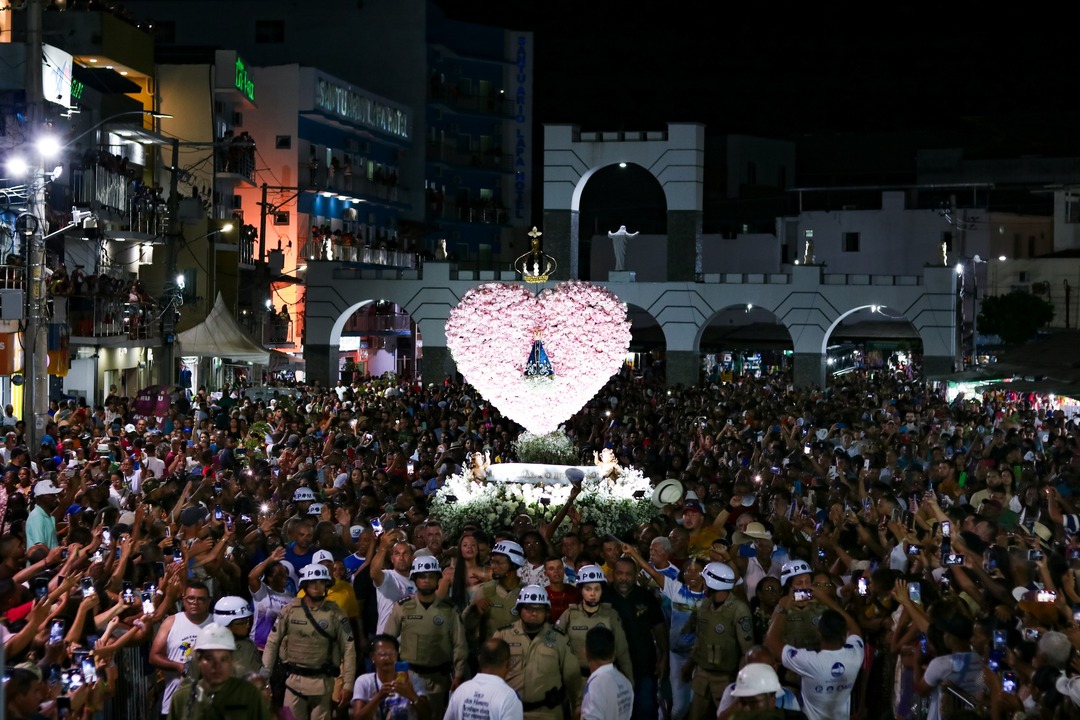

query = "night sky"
[435,3,1080,146]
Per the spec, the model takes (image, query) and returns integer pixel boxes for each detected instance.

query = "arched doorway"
[697,305,793,381]
[579,163,667,281]
[823,306,923,379]
[333,300,422,382]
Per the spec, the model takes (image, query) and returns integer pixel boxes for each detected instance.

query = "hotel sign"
[235,56,255,102]
[315,79,409,140]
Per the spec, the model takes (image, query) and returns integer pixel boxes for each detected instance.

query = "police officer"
[467,540,526,642]
[385,555,468,720]
[685,562,753,720]
[777,559,826,651]
[554,564,633,695]
[169,623,272,720]
[262,563,357,720]
[187,596,262,683]
[493,585,582,720]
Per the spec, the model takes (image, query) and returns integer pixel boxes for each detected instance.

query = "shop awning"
[177,293,270,363]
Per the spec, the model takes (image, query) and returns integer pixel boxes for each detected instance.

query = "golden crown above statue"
[514,227,557,283]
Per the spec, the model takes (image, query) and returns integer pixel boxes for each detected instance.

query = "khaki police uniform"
[262,598,357,720]
[494,620,582,720]
[470,580,522,641]
[385,595,468,720]
[554,603,634,691]
[167,675,272,720]
[688,594,754,720]
[782,600,827,651]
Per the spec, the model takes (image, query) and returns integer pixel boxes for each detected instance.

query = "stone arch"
[542,123,705,280]
[578,163,668,281]
[820,304,924,371]
[695,303,794,353]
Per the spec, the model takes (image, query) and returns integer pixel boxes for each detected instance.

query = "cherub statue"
[467,450,491,482]
[593,447,619,479]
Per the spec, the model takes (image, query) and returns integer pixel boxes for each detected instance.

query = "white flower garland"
[429,465,655,540]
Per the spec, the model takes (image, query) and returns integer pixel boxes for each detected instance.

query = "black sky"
[435,3,1080,144]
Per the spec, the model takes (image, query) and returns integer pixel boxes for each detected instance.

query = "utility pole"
[158,137,181,386]
[23,0,48,449]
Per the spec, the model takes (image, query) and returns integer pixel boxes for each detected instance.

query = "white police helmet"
[780,558,812,586]
[195,623,236,652]
[576,564,606,585]
[298,563,332,585]
[515,584,550,607]
[410,556,442,577]
[307,502,325,516]
[702,561,739,591]
[212,596,253,626]
[293,487,316,502]
[491,540,526,567]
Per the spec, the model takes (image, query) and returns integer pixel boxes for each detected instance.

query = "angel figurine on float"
[593,447,620,479]
[467,450,491,483]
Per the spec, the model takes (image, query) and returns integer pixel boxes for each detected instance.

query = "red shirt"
[546,585,580,622]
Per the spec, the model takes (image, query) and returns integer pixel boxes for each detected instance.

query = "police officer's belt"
[283,662,340,678]
[521,686,565,711]
[409,662,452,675]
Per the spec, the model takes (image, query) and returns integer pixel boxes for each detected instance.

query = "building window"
[274,211,290,226]
[842,232,860,252]
[255,20,285,44]
[804,229,813,238]
[1068,194,1080,223]
[275,135,291,150]
[941,231,953,250]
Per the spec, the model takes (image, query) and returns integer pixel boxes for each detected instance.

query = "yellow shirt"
[298,580,360,619]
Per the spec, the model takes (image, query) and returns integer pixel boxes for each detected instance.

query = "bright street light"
[5,157,28,177]
[36,135,61,158]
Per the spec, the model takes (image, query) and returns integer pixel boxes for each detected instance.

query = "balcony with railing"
[342,313,413,335]
[428,82,516,119]
[307,163,402,204]
[215,145,257,186]
[238,310,293,347]
[72,166,169,237]
[428,196,508,225]
[426,142,512,172]
[304,239,418,268]
[64,293,159,342]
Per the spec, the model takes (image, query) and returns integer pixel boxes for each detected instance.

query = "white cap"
[33,478,63,496]
[312,549,335,565]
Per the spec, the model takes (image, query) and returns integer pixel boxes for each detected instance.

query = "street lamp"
[957,255,988,367]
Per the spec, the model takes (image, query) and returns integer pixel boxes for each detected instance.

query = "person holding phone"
[912,615,986,720]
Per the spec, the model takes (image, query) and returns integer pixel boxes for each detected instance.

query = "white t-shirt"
[374,568,416,633]
[250,582,294,650]
[581,664,634,720]
[781,635,864,720]
[923,651,986,720]
[445,672,523,720]
[352,671,428,720]
[144,456,166,480]
[517,562,548,587]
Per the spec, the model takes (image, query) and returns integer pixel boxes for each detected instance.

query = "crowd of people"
[3,361,1080,720]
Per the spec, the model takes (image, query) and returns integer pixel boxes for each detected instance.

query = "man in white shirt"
[765,590,863,720]
[581,626,633,720]
[445,638,522,720]
[369,530,416,633]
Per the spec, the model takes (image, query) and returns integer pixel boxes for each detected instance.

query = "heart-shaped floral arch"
[445,281,632,435]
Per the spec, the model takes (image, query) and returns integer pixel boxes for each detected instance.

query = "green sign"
[235,57,254,102]
[70,78,84,102]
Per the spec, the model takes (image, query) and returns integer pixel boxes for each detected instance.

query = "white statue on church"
[435,237,448,261]
[607,225,638,272]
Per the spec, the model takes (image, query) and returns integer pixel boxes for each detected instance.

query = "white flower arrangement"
[429,465,655,540]
[513,431,579,465]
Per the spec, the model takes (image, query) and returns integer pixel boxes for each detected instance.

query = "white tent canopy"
[177,293,270,363]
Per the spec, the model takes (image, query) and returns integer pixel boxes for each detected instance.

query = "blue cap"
[66,504,84,515]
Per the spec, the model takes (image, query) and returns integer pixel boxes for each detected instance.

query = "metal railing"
[303,239,417,268]
[426,142,513,172]
[215,148,257,185]
[343,313,412,334]
[0,264,25,289]
[66,295,159,340]
[72,167,169,235]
